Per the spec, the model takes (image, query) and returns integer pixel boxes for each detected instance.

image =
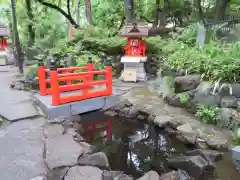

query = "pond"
[76,111,240,180]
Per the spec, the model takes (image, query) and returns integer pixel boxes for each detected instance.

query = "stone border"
[105,99,230,151]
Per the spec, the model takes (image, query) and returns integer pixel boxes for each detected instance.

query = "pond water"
[77,112,240,179]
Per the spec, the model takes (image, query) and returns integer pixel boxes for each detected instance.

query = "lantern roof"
[120,22,149,37]
[0,24,9,37]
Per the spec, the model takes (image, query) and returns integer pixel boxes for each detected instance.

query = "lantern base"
[119,56,147,82]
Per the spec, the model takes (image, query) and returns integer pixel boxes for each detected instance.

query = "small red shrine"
[119,22,149,82]
[0,24,9,66]
[0,25,9,50]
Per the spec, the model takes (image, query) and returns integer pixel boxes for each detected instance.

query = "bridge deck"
[34,85,131,118]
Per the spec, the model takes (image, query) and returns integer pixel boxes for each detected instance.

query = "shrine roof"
[120,22,149,37]
[0,24,9,37]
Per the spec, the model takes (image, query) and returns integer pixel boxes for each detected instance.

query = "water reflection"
[76,111,240,179]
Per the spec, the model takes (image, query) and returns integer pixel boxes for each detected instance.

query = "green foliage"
[179,92,189,106]
[195,104,220,124]
[232,127,240,145]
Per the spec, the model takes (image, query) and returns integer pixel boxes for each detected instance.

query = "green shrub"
[195,104,220,124]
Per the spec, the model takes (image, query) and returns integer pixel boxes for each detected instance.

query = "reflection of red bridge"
[38,62,112,106]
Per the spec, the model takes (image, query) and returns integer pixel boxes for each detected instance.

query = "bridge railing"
[37,59,112,106]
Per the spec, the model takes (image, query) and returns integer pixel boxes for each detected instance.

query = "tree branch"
[35,0,79,28]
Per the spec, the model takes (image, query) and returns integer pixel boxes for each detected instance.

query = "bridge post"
[106,61,112,95]
[87,56,94,81]
[49,59,60,106]
[37,58,47,95]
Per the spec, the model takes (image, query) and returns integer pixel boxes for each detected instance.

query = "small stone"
[187,149,223,162]
[29,175,47,180]
[103,170,124,180]
[154,115,173,128]
[167,155,208,179]
[114,173,133,180]
[43,123,64,138]
[220,96,237,108]
[177,123,192,133]
[137,114,146,120]
[78,141,93,154]
[104,110,118,116]
[127,106,140,118]
[64,166,103,180]
[78,152,109,169]
[119,107,130,117]
[176,131,198,145]
[205,135,229,150]
[137,171,160,180]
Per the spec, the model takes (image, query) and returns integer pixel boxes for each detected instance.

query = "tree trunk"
[124,0,134,23]
[11,0,24,74]
[84,0,93,25]
[214,0,229,22]
[153,0,160,27]
[76,0,81,25]
[26,0,35,46]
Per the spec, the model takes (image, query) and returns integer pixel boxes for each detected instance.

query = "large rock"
[196,81,213,95]
[188,92,221,112]
[157,76,175,101]
[45,134,83,169]
[167,155,208,179]
[64,166,103,180]
[137,171,160,180]
[174,75,201,93]
[218,83,240,98]
[78,152,109,169]
[220,96,237,108]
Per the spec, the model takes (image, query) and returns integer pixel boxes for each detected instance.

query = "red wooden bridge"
[37,60,112,106]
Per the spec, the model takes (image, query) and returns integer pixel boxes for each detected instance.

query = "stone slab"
[0,118,47,180]
[45,134,83,169]
[34,87,127,119]
[0,101,39,121]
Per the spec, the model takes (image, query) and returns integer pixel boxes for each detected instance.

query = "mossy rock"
[157,76,175,100]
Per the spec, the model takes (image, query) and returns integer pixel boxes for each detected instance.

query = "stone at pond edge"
[220,96,238,108]
[103,170,125,180]
[78,141,93,154]
[176,123,193,133]
[154,115,174,128]
[64,166,102,180]
[218,108,233,128]
[114,173,134,180]
[137,171,160,180]
[45,134,83,169]
[78,152,109,169]
[174,74,201,93]
[167,155,208,179]
[46,167,69,180]
[187,149,223,170]
[159,170,191,180]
